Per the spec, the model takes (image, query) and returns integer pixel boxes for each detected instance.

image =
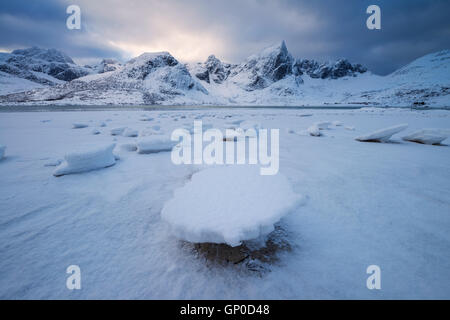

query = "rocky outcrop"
[293,58,367,79]
[229,41,294,90]
[85,58,122,74]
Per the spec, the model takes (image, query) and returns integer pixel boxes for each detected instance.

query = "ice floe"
[402,129,450,145]
[307,124,321,137]
[161,165,303,247]
[110,127,126,136]
[136,136,176,154]
[53,143,117,177]
[355,124,408,142]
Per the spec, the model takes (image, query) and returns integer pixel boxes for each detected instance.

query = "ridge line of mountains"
[0,41,448,107]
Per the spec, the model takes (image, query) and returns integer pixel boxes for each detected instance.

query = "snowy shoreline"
[1,104,449,113]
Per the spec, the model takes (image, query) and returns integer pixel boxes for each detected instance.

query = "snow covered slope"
[0,43,449,107]
[0,52,208,105]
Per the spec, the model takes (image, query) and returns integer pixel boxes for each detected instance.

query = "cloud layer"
[0,0,449,74]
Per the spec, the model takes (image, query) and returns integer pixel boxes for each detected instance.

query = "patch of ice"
[315,121,331,130]
[355,124,408,142]
[161,165,303,247]
[402,129,450,145]
[136,136,176,154]
[53,143,117,177]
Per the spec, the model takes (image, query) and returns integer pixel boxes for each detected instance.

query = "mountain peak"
[11,47,74,64]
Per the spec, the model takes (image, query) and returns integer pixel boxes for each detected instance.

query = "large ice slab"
[53,143,117,177]
[161,166,303,247]
[136,136,176,154]
[402,129,450,145]
[355,124,408,142]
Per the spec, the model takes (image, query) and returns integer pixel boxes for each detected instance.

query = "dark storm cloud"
[0,0,126,64]
[0,0,449,74]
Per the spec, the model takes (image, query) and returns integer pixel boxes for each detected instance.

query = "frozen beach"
[0,106,449,299]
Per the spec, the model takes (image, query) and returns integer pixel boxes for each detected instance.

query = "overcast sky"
[0,0,449,74]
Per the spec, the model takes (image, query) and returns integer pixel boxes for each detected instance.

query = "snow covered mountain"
[0,51,207,105]
[0,42,448,107]
[0,47,91,94]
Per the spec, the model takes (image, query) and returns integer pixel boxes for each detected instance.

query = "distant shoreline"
[1,105,449,112]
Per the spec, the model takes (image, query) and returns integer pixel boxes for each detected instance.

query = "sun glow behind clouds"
[76,0,320,64]
[108,32,228,63]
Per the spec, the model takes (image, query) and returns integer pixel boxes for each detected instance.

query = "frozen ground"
[0,107,449,299]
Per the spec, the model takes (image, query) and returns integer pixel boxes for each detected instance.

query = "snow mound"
[0,145,6,160]
[161,165,303,247]
[53,143,117,177]
[136,136,176,154]
[355,124,408,142]
[402,129,450,145]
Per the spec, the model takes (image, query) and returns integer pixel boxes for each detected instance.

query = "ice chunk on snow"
[72,123,88,129]
[120,143,138,152]
[110,127,126,136]
[315,121,331,130]
[122,128,138,137]
[307,125,321,137]
[332,120,343,126]
[53,144,117,177]
[402,129,450,145]
[0,145,6,160]
[161,166,303,247]
[345,126,355,131]
[355,124,408,142]
[91,129,100,135]
[136,136,176,154]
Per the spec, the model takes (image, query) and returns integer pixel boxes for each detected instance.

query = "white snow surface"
[0,107,449,299]
[162,165,303,247]
[356,124,408,142]
[53,143,117,176]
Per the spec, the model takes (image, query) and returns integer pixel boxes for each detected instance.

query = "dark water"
[0,104,436,112]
